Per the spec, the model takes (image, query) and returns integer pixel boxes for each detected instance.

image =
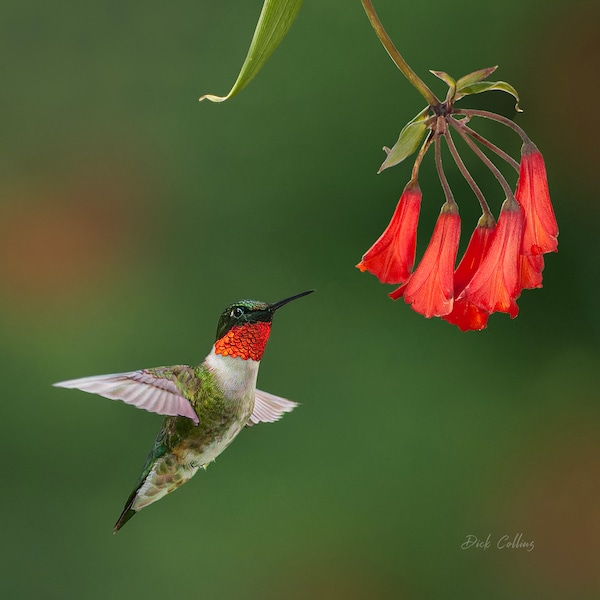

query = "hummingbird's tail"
[112,434,166,534]
[112,435,201,533]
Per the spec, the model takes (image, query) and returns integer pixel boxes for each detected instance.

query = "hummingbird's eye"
[231,307,244,319]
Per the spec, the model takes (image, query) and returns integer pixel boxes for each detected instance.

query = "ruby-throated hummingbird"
[54,290,313,532]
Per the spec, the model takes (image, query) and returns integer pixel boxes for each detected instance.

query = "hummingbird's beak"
[269,290,314,312]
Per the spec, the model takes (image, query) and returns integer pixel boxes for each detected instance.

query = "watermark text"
[460,533,534,552]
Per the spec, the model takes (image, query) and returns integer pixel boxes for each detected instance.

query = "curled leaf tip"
[198,94,227,103]
[199,0,303,104]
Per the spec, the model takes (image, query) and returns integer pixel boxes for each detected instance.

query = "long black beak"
[269,290,314,312]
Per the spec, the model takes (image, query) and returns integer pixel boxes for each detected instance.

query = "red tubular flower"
[389,202,460,318]
[458,197,524,318]
[442,216,496,331]
[515,142,558,256]
[356,181,421,284]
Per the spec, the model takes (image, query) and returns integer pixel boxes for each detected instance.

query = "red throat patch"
[214,322,272,361]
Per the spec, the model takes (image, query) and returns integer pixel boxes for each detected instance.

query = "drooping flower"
[458,197,524,318]
[515,142,558,256]
[442,215,496,331]
[356,181,421,284]
[389,202,460,318]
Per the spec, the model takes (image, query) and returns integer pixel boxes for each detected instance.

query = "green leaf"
[456,66,497,91]
[199,0,303,103]
[455,80,522,112]
[378,108,430,173]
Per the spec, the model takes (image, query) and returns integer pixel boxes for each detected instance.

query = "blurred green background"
[1,1,599,598]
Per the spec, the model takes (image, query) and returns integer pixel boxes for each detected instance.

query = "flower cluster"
[357,68,558,331]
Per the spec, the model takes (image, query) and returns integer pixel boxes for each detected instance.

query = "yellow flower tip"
[477,213,496,229]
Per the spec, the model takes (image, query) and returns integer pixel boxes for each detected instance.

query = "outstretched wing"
[247,389,298,426]
[54,368,199,424]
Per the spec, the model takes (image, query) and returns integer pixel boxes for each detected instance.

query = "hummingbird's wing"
[54,369,199,424]
[247,389,299,426]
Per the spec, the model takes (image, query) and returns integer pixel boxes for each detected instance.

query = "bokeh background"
[1,1,599,598]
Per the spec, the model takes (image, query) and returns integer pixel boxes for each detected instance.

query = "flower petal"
[442,298,490,331]
[357,182,422,284]
[520,253,544,290]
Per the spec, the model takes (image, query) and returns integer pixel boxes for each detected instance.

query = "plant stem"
[449,119,515,200]
[444,129,492,218]
[410,131,434,183]
[434,121,456,206]
[453,119,520,172]
[454,108,531,144]
[361,0,439,107]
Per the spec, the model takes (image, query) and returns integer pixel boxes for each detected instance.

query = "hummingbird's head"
[214,291,313,361]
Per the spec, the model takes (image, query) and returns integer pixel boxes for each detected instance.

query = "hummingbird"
[54,290,313,532]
